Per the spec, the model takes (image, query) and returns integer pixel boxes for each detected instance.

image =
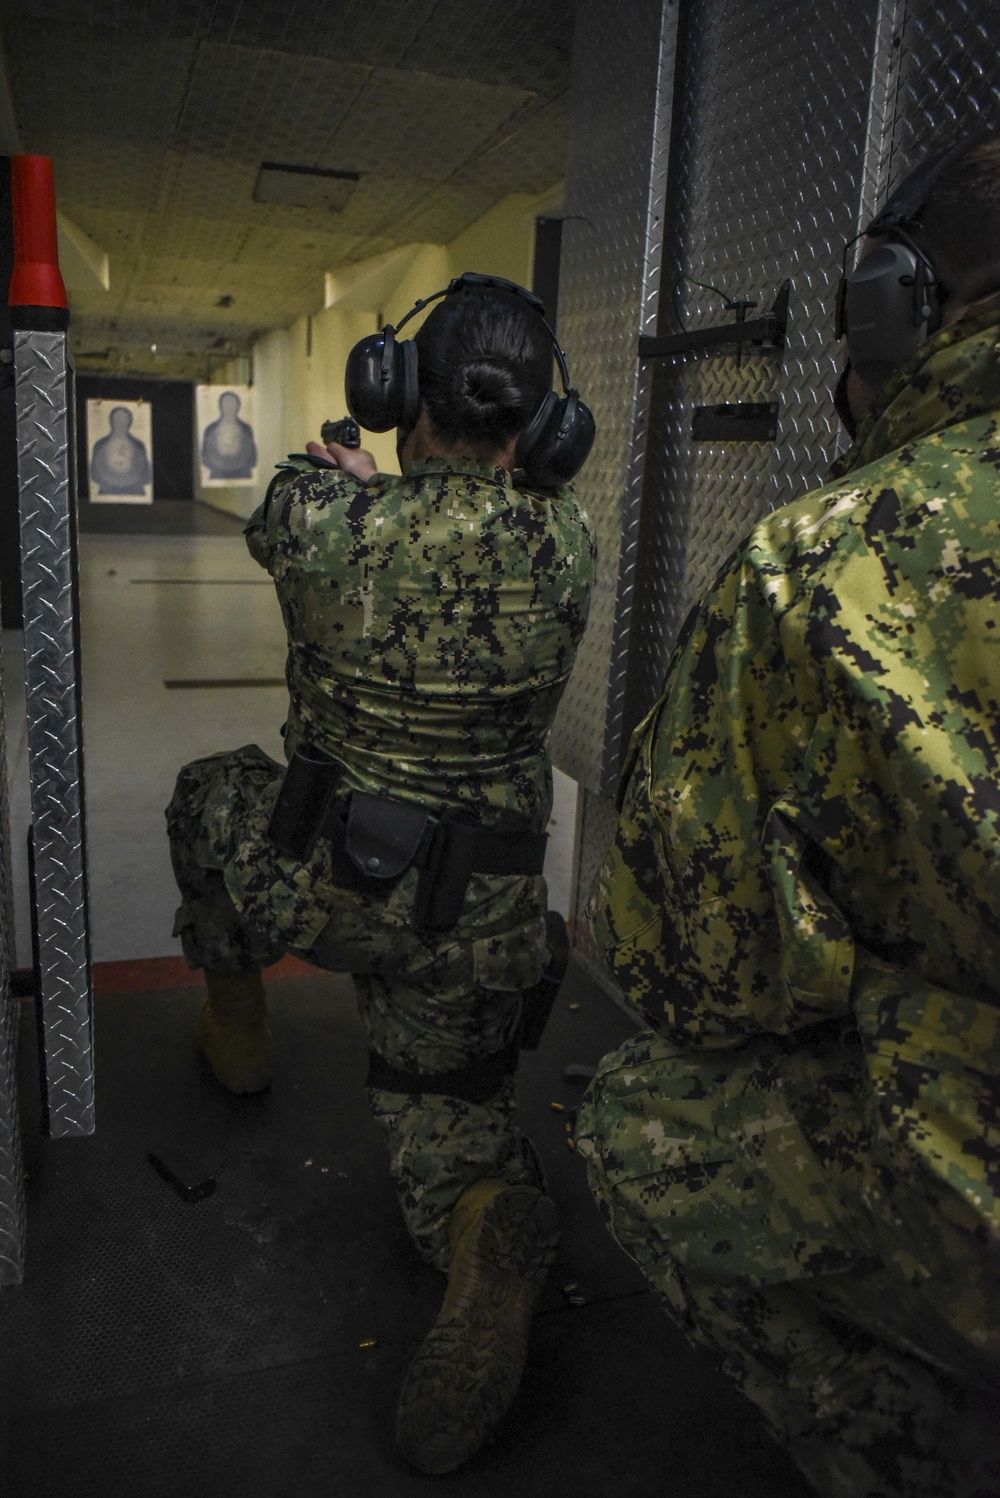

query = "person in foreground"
[165,274,596,1473]
[577,135,1000,1496]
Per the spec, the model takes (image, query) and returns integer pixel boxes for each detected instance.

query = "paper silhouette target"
[197,385,259,486]
[87,399,153,503]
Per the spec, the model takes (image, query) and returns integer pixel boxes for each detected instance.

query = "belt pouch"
[344,791,431,882]
[266,745,344,862]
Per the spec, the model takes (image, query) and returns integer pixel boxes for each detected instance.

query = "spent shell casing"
[549,1101,566,1112]
[358,1337,378,1349]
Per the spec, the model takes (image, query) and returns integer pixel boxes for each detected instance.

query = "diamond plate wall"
[625,0,879,745]
[891,0,1000,169]
[15,330,94,1139]
[549,0,679,792]
[0,605,25,1281]
[560,0,1000,954]
[621,0,1000,759]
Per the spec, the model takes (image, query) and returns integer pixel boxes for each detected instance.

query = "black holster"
[266,745,344,863]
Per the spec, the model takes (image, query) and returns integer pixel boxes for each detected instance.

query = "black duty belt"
[266,745,547,934]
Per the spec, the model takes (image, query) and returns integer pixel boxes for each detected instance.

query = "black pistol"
[320,416,361,448]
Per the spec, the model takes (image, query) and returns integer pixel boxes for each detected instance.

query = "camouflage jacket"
[245,455,596,830]
[591,298,1000,1237]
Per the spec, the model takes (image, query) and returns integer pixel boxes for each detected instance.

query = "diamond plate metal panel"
[856,0,908,234]
[15,330,94,1140]
[891,0,1000,170]
[562,0,1000,943]
[620,0,879,768]
[549,0,680,794]
[622,0,1000,758]
[0,607,25,1282]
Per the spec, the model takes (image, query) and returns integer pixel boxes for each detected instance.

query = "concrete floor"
[1,965,809,1498]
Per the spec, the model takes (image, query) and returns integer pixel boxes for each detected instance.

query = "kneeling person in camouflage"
[166,276,596,1473]
[579,139,1000,1495]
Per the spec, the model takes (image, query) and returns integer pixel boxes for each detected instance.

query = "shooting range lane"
[1,961,809,1497]
[71,525,286,967]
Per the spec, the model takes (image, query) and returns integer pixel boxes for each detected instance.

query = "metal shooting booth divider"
[0,153,94,1285]
[550,0,1000,957]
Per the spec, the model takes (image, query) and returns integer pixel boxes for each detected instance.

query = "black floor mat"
[0,962,810,1497]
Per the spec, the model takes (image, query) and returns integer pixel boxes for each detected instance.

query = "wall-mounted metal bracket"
[692,401,779,441]
[638,279,791,359]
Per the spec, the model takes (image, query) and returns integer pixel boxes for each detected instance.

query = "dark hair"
[917,132,1000,292]
[413,286,553,445]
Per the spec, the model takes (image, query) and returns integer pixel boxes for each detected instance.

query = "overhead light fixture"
[253,161,360,213]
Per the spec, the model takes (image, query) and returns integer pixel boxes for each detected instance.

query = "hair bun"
[452,357,521,433]
[413,289,553,445]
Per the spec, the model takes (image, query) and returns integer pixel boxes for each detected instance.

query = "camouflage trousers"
[576,1027,1000,1498]
[166,745,550,1270]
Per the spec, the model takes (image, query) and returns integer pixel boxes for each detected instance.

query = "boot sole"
[396,1187,559,1475]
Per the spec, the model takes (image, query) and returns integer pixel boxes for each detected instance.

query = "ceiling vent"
[252,162,360,212]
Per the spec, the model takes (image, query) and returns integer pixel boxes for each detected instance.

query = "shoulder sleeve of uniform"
[243,455,372,569]
[537,483,598,572]
[593,535,852,1045]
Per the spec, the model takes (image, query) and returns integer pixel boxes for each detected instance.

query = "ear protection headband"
[344,270,596,489]
[835,135,973,388]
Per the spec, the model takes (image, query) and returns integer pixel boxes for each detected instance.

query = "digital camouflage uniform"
[577,301,1000,1496]
[167,455,596,1268]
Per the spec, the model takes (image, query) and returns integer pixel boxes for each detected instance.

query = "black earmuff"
[344,270,596,489]
[839,239,939,389]
[515,368,596,490]
[836,134,977,389]
[344,322,420,433]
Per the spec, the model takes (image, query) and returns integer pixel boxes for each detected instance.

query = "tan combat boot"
[196,969,272,1094]
[395,1178,559,1474]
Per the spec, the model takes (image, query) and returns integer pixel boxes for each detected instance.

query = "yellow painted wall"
[197,184,562,521]
[444,188,560,289]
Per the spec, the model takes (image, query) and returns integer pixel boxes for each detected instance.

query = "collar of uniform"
[830,292,1000,481]
[404,455,511,487]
